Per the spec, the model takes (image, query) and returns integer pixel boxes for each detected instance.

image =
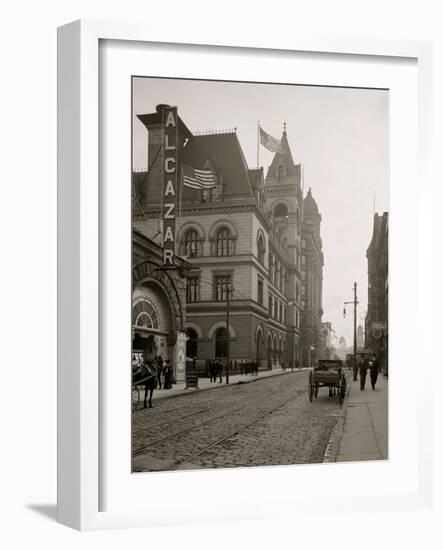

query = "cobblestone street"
[132,371,346,472]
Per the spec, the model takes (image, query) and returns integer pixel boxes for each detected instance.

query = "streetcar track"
[132,399,260,457]
[132,382,294,455]
[133,398,211,417]
[132,407,209,435]
[171,390,306,470]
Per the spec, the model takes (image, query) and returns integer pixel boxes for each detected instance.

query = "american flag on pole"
[259,126,284,153]
[183,165,217,189]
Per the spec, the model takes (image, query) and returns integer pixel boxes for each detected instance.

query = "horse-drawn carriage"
[308,359,347,405]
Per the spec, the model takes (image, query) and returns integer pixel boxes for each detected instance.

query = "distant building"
[366,212,388,372]
[299,189,324,367]
[321,321,335,359]
[357,324,364,349]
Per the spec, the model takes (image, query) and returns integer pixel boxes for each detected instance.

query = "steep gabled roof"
[181,132,254,201]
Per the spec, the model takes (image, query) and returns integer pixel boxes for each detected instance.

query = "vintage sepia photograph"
[131,76,389,473]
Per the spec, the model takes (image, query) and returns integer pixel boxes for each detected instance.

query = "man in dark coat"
[209,361,217,382]
[369,355,379,390]
[353,357,359,382]
[163,360,172,389]
[218,360,223,383]
[155,355,164,389]
[359,356,368,391]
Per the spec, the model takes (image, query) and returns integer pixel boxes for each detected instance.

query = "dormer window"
[278,165,285,179]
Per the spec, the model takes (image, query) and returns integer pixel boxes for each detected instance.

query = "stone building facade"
[299,189,324,367]
[133,104,310,370]
[366,212,389,372]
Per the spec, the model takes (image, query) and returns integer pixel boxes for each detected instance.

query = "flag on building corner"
[259,126,284,153]
[183,165,217,189]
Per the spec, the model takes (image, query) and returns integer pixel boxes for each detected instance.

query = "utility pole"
[344,282,359,376]
[353,282,357,370]
[226,282,231,384]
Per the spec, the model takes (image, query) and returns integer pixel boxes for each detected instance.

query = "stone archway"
[132,259,185,334]
[256,326,265,369]
[267,334,273,370]
[132,284,173,364]
[132,259,186,382]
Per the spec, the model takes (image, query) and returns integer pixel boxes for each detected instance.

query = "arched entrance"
[132,282,174,371]
[215,327,228,359]
[256,327,265,369]
[273,335,279,367]
[132,257,188,383]
[186,328,198,358]
[267,334,273,369]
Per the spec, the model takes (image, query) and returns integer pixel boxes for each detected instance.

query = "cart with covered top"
[308,359,347,405]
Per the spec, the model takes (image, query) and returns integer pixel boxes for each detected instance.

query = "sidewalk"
[152,367,307,401]
[325,374,388,462]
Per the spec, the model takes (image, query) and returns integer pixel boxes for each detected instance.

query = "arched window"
[184,228,201,257]
[132,298,159,330]
[274,203,288,218]
[215,327,228,358]
[186,328,198,358]
[257,232,265,265]
[278,165,285,179]
[216,227,232,256]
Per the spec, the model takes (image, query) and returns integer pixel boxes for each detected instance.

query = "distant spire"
[283,121,287,132]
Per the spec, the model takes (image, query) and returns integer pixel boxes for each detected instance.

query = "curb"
[322,376,353,463]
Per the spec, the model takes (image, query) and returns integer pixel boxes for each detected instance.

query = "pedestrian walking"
[163,360,172,389]
[210,360,216,383]
[353,356,359,381]
[369,355,379,390]
[218,360,223,383]
[359,356,368,391]
[155,355,164,389]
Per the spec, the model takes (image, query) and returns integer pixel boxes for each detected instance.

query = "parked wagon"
[308,359,346,405]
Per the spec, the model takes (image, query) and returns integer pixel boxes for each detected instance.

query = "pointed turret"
[303,188,321,221]
[266,127,300,181]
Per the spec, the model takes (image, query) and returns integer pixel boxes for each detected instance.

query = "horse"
[132,363,157,408]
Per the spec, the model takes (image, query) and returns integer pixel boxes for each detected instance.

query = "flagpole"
[257,121,260,169]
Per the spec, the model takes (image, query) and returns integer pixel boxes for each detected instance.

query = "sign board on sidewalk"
[185,358,199,389]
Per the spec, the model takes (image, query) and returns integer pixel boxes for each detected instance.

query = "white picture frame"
[57,19,433,531]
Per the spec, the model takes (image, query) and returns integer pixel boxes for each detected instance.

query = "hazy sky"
[133,77,389,344]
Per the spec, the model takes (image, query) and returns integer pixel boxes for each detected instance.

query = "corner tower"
[265,125,303,366]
